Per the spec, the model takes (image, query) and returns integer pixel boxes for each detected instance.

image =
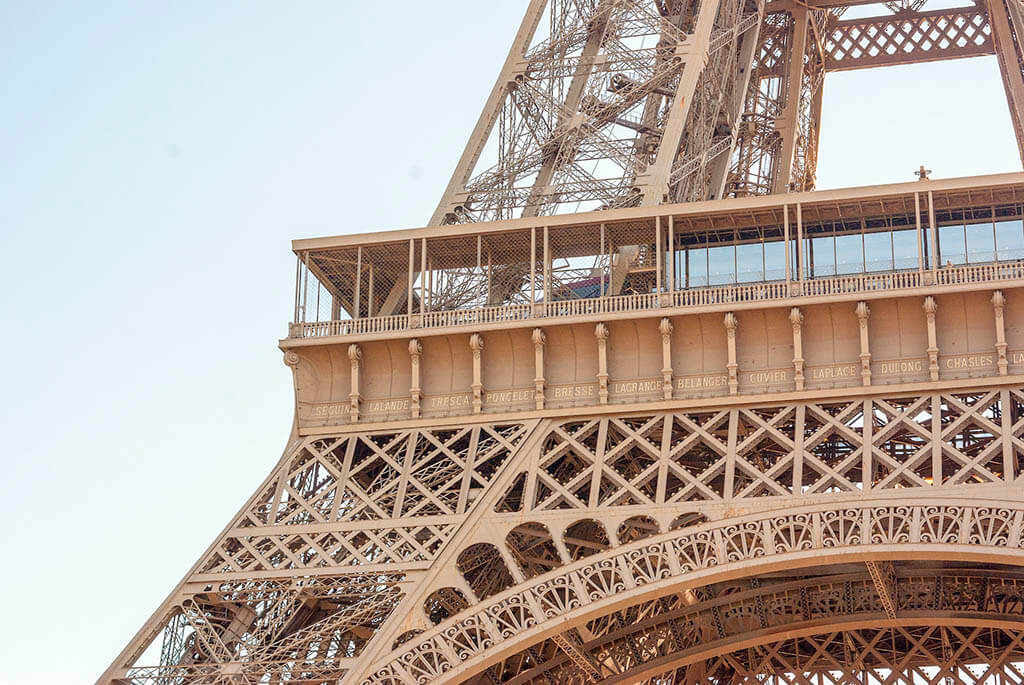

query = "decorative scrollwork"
[625,543,673,585]
[377,501,1024,683]
[579,557,627,600]
[535,575,581,618]
[869,506,913,544]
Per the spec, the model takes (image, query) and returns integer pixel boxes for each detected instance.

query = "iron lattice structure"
[431,0,1024,225]
[101,0,1024,683]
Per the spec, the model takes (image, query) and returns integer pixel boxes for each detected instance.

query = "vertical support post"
[354,246,363,320]
[796,203,805,286]
[668,215,675,294]
[348,344,362,423]
[932,394,943,485]
[793,403,806,493]
[915,192,924,276]
[724,312,739,395]
[409,339,422,419]
[407,239,415,317]
[294,254,302,324]
[862,398,873,491]
[725,409,739,499]
[530,227,537,311]
[928,191,939,283]
[856,301,872,386]
[543,225,550,304]
[656,216,663,296]
[1001,388,1014,480]
[659,318,674,400]
[924,296,940,381]
[595,323,610,404]
[470,334,485,414]
[600,223,607,298]
[302,251,310,323]
[420,238,427,316]
[784,204,792,291]
[532,328,546,410]
[790,307,804,391]
[994,290,1009,375]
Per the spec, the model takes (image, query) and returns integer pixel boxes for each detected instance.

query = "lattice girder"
[825,5,995,71]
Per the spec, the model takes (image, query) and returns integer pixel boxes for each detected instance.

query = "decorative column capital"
[595,322,609,341]
[659,318,674,400]
[408,338,422,357]
[923,296,939,381]
[470,334,484,414]
[993,291,1009,376]
[348,344,362,423]
[532,327,546,410]
[724,312,738,332]
[855,301,870,322]
[790,308,805,391]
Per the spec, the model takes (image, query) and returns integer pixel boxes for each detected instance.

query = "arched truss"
[107,396,1024,684]
[650,625,1024,685]
[366,499,1024,684]
[496,572,1024,683]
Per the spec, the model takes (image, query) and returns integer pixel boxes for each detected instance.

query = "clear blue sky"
[0,2,1018,683]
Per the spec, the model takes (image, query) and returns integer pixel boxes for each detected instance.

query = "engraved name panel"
[484,387,535,411]
[298,401,350,427]
[674,373,729,398]
[609,377,663,404]
[548,382,599,407]
[421,392,473,417]
[742,367,793,393]
[939,352,996,379]
[873,357,929,384]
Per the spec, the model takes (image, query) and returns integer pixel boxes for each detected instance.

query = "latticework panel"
[825,6,995,72]
[108,386,1024,684]
[108,422,535,684]
[126,575,405,684]
[198,423,530,576]
[433,0,767,224]
[494,390,1024,518]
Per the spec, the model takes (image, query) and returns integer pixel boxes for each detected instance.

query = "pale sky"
[0,2,1019,683]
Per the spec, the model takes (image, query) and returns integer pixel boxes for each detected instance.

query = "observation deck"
[281,172,1024,432]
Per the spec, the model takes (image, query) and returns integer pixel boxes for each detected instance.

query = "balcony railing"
[288,260,1024,340]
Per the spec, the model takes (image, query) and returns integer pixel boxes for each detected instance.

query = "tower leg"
[988,0,1024,166]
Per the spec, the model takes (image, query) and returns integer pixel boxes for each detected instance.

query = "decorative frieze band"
[290,291,1020,428]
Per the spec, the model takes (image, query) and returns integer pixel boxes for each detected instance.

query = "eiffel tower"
[103,0,1024,683]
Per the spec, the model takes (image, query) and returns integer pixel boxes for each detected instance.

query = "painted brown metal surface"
[100,0,1024,682]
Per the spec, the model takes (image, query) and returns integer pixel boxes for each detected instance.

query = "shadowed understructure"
[102,0,1024,682]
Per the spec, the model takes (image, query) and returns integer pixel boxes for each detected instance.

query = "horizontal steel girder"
[823,6,995,72]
